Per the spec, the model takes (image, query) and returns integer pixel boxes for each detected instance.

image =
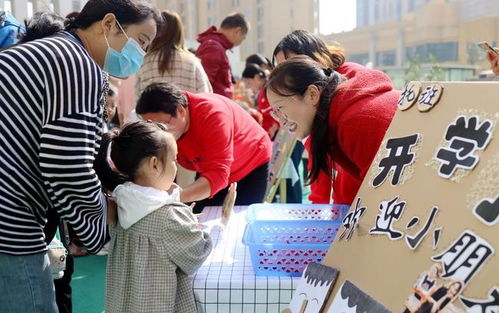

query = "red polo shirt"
[177,92,272,197]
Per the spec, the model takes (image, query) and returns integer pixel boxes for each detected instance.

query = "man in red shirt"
[196,13,249,99]
[136,82,272,213]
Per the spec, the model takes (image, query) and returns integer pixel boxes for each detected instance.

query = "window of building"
[406,42,458,62]
[4,0,12,13]
[27,1,33,18]
[258,41,265,54]
[349,53,369,66]
[208,16,217,26]
[257,7,264,21]
[72,0,80,11]
[376,50,396,66]
[257,24,264,38]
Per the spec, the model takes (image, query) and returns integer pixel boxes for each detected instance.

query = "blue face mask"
[103,20,145,78]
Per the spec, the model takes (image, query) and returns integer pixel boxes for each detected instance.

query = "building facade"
[326,0,499,87]
[152,0,319,73]
[2,0,85,21]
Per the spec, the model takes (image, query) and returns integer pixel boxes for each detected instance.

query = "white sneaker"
[96,242,110,256]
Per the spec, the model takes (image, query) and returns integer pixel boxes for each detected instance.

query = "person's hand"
[487,47,499,76]
[190,202,206,227]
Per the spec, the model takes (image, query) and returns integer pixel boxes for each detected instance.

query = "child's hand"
[190,202,206,227]
[195,213,206,227]
[487,47,499,76]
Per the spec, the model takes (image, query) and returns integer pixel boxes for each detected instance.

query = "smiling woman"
[266,55,399,206]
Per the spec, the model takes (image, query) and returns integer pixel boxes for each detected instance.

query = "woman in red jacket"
[266,55,398,206]
[136,82,272,213]
[270,30,399,205]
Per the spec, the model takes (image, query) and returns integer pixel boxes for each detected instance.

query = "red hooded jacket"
[306,62,399,205]
[257,90,280,136]
[196,26,234,98]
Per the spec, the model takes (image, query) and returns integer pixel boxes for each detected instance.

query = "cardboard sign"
[322,82,499,313]
[264,128,298,202]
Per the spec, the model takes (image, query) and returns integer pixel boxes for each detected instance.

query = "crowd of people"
[0,0,498,312]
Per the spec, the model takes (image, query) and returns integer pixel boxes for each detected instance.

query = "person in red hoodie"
[136,82,272,213]
[196,13,249,99]
[270,30,399,205]
[266,55,399,206]
[242,63,279,138]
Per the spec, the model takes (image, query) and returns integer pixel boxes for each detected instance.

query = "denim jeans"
[0,252,58,313]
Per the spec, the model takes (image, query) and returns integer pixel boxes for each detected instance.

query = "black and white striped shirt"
[0,31,107,255]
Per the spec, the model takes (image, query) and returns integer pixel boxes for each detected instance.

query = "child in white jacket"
[96,121,212,313]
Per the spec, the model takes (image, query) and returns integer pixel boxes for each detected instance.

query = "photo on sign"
[286,263,339,313]
[402,264,465,313]
[326,280,392,313]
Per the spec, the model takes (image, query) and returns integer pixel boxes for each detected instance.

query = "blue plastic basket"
[246,203,350,222]
[242,220,342,276]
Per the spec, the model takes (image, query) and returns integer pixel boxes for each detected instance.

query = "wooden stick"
[299,299,309,313]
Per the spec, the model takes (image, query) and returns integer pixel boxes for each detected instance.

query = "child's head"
[99,121,177,192]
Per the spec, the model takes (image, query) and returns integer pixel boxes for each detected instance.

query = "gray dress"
[105,203,212,313]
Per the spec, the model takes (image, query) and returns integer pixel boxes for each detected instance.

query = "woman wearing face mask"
[0,1,159,312]
[266,56,399,207]
[271,30,399,205]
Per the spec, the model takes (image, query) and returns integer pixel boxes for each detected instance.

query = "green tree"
[403,53,444,83]
[426,53,444,81]
[403,54,423,84]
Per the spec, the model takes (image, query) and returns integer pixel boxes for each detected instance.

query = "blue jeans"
[0,252,58,313]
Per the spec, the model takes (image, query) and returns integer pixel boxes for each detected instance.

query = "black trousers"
[44,210,73,313]
[284,141,304,203]
[193,162,269,213]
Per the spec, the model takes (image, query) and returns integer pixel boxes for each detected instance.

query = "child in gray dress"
[96,121,212,313]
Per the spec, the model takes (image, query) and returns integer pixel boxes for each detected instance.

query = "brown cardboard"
[322,82,499,312]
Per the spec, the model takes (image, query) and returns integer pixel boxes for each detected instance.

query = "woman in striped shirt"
[0,1,158,312]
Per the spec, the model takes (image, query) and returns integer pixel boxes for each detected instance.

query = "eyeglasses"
[269,105,288,124]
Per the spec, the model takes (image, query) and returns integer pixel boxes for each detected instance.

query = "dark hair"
[148,10,185,75]
[266,56,344,184]
[136,82,187,117]
[220,13,249,34]
[242,63,266,79]
[272,30,345,70]
[65,12,80,20]
[19,12,65,43]
[110,121,171,181]
[66,0,160,31]
[15,0,159,42]
[93,131,128,192]
[245,53,270,68]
